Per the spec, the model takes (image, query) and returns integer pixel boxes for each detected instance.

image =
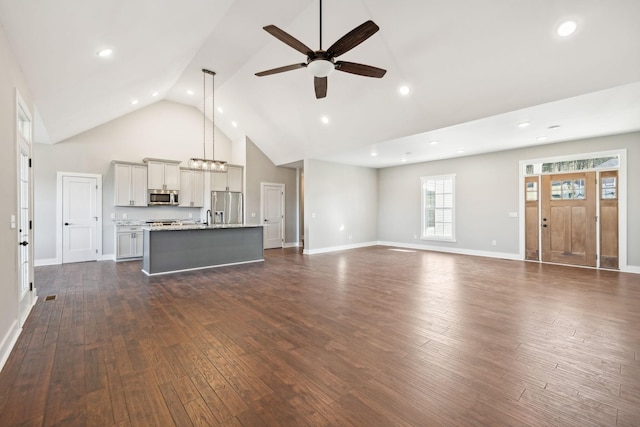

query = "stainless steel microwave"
[148,190,179,206]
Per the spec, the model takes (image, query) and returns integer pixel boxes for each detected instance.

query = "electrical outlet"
[251,212,256,218]
[122,213,128,219]
[413,234,418,239]
[110,213,115,220]
[348,234,353,240]
[491,240,497,246]
[188,213,193,218]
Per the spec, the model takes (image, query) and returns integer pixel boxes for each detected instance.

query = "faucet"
[206,209,211,225]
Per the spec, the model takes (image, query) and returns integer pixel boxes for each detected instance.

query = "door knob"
[64,222,70,226]
[19,241,28,246]
[542,224,547,228]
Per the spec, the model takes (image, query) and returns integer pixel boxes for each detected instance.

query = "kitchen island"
[141,224,264,276]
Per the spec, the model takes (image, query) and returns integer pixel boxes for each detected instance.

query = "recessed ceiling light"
[130,98,139,105]
[429,140,438,145]
[401,158,407,162]
[231,121,238,128]
[398,85,411,96]
[151,91,159,97]
[457,149,465,154]
[321,116,329,124]
[186,90,194,95]
[518,122,531,128]
[548,125,561,130]
[536,136,548,141]
[370,152,378,157]
[96,48,113,57]
[557,20,577,37]
[217,107,224,114]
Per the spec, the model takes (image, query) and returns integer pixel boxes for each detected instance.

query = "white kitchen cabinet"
[144,158,181,190]
[116,227,143,259]
[179,169,204,207]
[113,162,147,206]
[211,165,243,192]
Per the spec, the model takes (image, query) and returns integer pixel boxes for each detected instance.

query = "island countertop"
[143,223,263,231]
[141,225,264,275]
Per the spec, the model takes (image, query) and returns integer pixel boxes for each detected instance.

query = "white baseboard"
[0,320,21,373]
[621,265,640,275]
[36,254,115,267]
[34,258,59,267]
[284,242,300,248]
[303,241,377,255]
[377,241,522,260]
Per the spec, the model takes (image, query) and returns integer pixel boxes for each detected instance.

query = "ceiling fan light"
[307,59,334,78]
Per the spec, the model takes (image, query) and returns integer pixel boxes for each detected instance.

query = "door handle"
[542,224,547,228]
[19,241,28,246]
[64,222,70,226]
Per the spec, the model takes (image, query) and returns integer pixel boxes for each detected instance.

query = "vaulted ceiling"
[1,0,639,168]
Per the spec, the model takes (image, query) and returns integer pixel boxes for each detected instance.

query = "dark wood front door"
[541,172,596,267]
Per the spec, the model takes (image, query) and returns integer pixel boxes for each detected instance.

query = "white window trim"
[420,174,456,242]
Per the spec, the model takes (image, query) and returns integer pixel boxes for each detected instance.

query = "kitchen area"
[113,157,263,275]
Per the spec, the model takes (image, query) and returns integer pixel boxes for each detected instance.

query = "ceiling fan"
[255,0,386,99]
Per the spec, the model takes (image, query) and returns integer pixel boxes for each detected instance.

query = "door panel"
[524,176,539,260]
[63,176,98,263]
[18,133,33,326]
[599,170,619,269]
[263,184,284,249]
[541,172,596,267]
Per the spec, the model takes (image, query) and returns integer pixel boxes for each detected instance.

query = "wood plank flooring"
[1,246,640,426]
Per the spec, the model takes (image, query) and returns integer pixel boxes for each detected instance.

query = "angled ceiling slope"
[1,0,639,168]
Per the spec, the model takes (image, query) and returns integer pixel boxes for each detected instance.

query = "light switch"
[311,213,317,219]
[508,212,518,218]
[110,213,115,220]
[251,212,256,218]
[10,215,16,229]
[122,213,128,219]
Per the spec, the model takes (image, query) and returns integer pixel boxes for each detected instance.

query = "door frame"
[518,149,627,270]
[15,89,36,326]
[260,182,285,249]
[56,172,103,264]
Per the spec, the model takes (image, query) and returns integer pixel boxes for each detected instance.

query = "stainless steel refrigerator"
[211,191,243,224]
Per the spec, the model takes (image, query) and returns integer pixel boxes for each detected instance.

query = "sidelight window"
[421,174,455,241]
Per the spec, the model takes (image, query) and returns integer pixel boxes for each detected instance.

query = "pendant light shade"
[189,69,227,172]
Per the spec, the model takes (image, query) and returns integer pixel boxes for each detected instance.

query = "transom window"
[421,174,455,241]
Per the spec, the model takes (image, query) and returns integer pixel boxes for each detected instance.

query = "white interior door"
[262,183,284,249]
[17,98,35,326]
[62,175,98,263]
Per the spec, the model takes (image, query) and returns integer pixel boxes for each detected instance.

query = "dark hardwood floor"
[1,246,639,426]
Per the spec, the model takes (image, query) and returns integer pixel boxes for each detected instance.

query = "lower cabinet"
[116,228,144,259]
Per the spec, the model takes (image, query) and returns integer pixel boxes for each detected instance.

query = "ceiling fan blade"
[327,20,379,58]
[314,77,327,99]
[335,61,386,78]
[255,63,307,77]
[263,25,314,56]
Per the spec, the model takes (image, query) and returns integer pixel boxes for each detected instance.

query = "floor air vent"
[44,295,57,301]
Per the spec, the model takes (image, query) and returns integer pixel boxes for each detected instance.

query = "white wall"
[377,132,640,269]
[0,25,34,370]
[303,159,378,253]
[33,100,232,262]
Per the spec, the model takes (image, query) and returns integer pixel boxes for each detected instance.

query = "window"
[421,174,455,241]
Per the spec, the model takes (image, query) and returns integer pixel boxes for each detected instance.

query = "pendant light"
[189,69,227,172]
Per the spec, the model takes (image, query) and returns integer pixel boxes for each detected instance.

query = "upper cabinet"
[113,162,147,206]
[211,165,243,192]
[179,169,204,207]
[143,158,181,190]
